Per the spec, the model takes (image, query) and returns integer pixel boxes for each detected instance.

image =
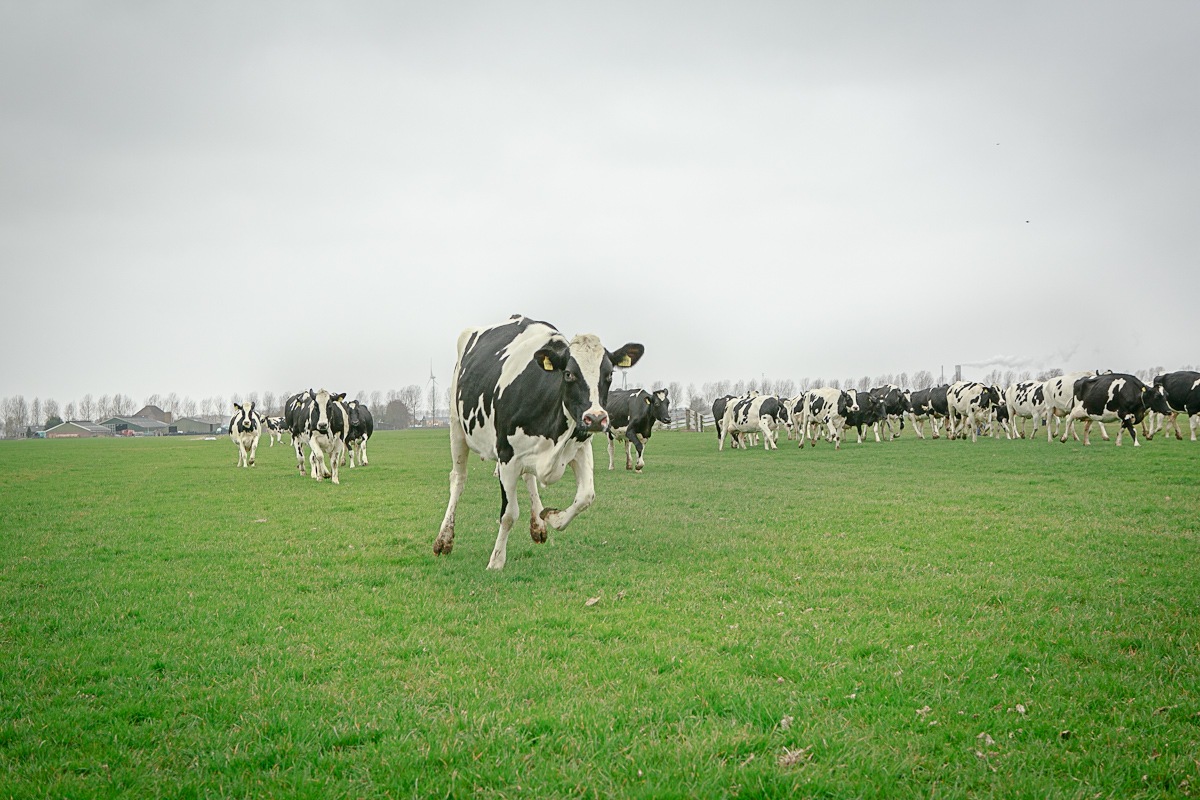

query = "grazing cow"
[845,389,886,444]
[946,382,1001,442]
[263,415,286,446]
[720,393,786,451]
[345,400,374,467]
[1043,371,1109,442]
[1149,371,1200,441]
[870,385,910,440]
[228,402,262,467]
[801,387,858,450]
[1004,381,1046,439]
[1065,373,1171,446]
[434,315,643,570]
[284,389,350,482]
[907,385,949,439]
[606,388,670,472]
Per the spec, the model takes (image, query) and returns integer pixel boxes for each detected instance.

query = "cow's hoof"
[433,539,452,556]
[530,521,548,544]
[539,507,560,521]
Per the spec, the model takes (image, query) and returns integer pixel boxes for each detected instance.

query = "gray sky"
[3,1,1198,411]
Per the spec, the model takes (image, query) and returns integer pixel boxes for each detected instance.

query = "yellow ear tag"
[539,354,555,371]
[646,397,652,405]
[614,356,633,368]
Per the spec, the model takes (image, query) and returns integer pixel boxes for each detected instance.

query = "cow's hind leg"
[488,463,523,570]
[522,472,548,544]
[434,425,470,557]
[607,432,616,470]
[541,443,596,532]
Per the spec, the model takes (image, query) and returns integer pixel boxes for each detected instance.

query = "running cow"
[228,402,262,467]
[1065,373,1171,446]
[606,388,670,472]
[907,385,949,439]
[946,382,1001,442]
[720,393,785,451]
[801,387,858,450]
[1004,381,1046,439]
[434,315,644,570]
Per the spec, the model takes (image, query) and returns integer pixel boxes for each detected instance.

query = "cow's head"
[842,390,860,415]
[535,335,644,433]
[309,389,346,435]
[1145,385,1172,415]
[649,389,672,425]
[233,402,259,433]
[981,386,1001,408]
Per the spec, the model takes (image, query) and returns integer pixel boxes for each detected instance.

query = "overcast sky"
[3,1,1198,411]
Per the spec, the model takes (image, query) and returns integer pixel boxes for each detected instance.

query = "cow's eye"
[564,370,577,383]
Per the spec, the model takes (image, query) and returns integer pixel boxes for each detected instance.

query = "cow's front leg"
[632,434,646,470]
[606,432,616,470]
[434,425,470,557]
[488,463,522,570]
[293,436,308,475]
[522,472,548,544]
[248,435,260,467]
[329,439,343,484]
[540,443,596,531]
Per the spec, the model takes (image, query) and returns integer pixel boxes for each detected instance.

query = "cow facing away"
[1004,381,1046,440]
[229,402,262,467]
[605,388,670,472]
[1066,373,1171,446]
[434,315,644,570]
[263,415,286,447]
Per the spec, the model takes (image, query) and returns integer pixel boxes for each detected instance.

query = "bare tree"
[912,370,934,390]
[829,379,840,389]
[897,372,909,388]
[44,398,59,422]
[1036,368,1062,381]
[96,394,112,420]
[64,402,76,421]
[775,378,796,399]
[30,397,41,427]
[180,397,198,417]
[797,377,812,392]
[370,390,383,413]
[858,376,872,391]
[398,386,423,419]
[79,394,95,421]
[145,393,161,409]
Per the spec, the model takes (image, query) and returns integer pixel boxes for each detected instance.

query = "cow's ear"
[233,403,243,412]
[334,393,347,402]
[646,396,652,405]
[535,339,571,372]
[609,343,644,369]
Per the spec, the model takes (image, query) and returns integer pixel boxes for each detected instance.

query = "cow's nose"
[582,411,608,431]
[317,423,328,433]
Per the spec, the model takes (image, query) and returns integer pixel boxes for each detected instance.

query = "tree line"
[2,364,1187,438]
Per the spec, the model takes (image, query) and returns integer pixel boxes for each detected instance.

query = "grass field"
[2,427,1199,798]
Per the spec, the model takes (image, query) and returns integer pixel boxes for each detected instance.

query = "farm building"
[44,421,113,438]
[134,404,173,423]
[98,416,171,435]
[174,416,223,435]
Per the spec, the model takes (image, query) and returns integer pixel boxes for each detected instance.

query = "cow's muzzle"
[582,410,609,432]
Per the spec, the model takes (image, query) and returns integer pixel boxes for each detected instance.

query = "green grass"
[2,428,1199,798]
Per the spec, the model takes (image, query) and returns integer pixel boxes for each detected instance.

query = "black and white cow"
[1043,371,1108,443]
[946,382,1001,442]
[988,394,1013,439]
[228,402,262,467]
[264,415,285,446]
[284,388,350,483]
[434,315,643,570]
[907,385,949,439]
[869,385,909,440]
[845,389,886,444]
[345,400,374,467]
[1149,371,1200,441]
[801,387,858,450]
[606,388,670,472]
[1004,381,1046,439]
[720,393,785,451]
[1065,373,1171,446]
[712,395,741,449]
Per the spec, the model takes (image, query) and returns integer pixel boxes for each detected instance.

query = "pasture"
[2,429,1198,798]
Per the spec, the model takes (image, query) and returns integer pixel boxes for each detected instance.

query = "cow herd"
[227,390,374,483]
[713,370,1200,453]
[229,313,1198,570]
